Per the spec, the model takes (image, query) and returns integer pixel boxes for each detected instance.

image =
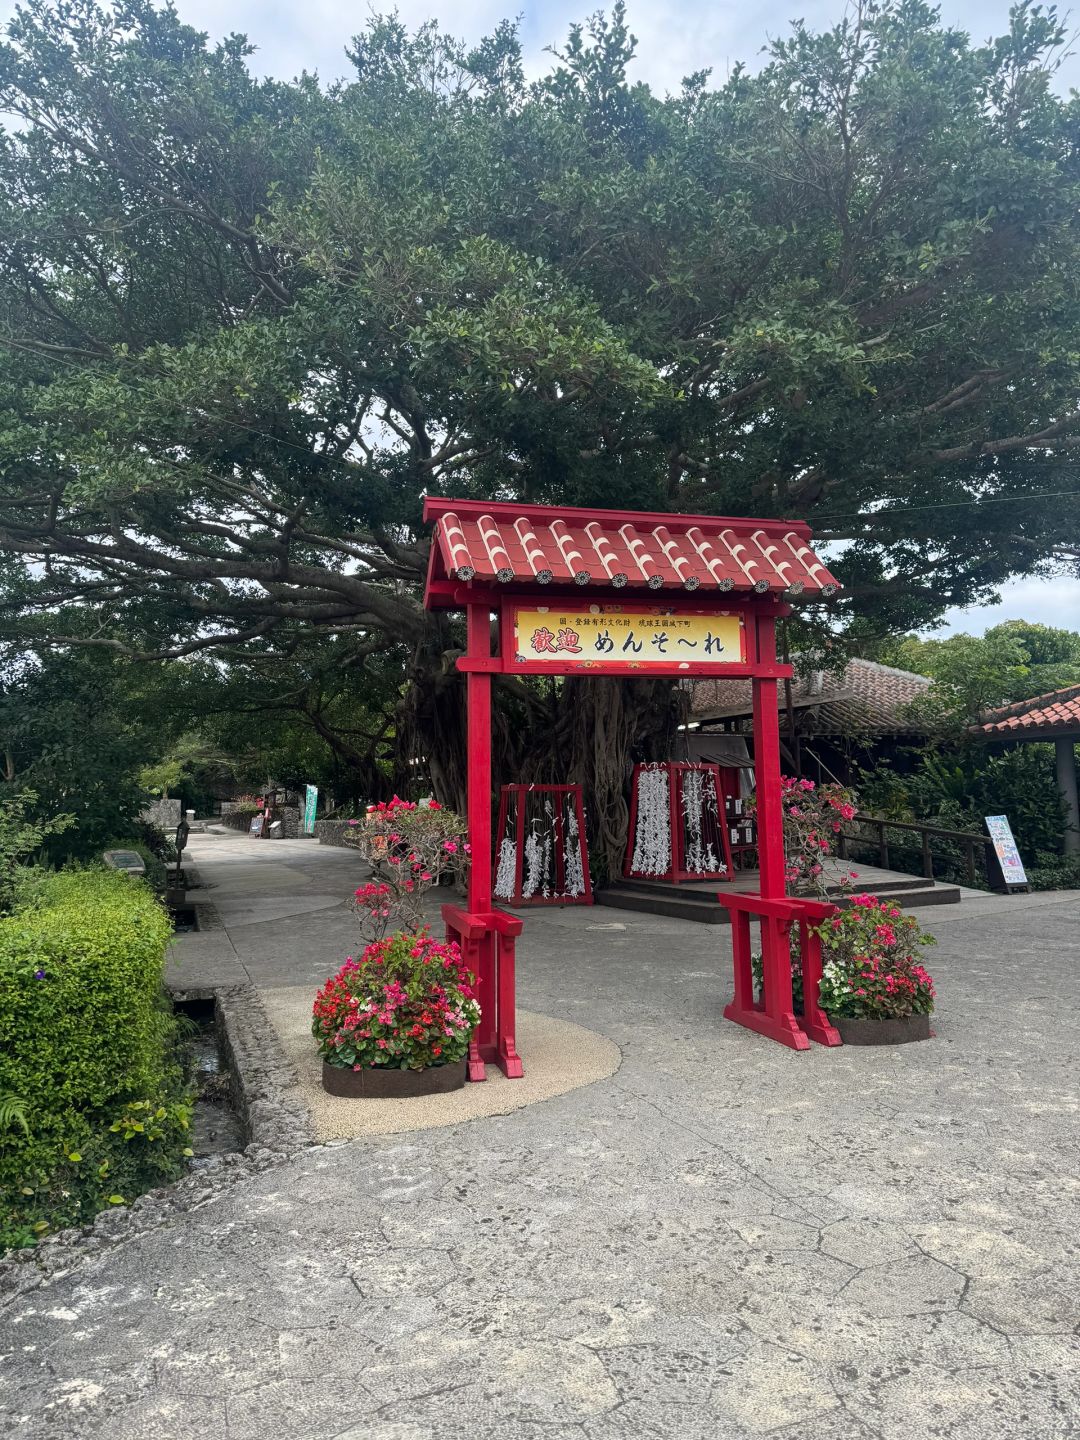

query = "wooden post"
[514,786,527,903]
[465,604,495,1080]
[1056,736,1080,856]
[466,604,493,911]
[752,614,785,900]
[668,762,683,886]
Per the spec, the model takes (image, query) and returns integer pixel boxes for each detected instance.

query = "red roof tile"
[974,683,1080,737]
[423,499,840,606]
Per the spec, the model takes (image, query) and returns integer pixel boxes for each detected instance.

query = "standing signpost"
[984,814,1029,892]
[423,498,844,1073]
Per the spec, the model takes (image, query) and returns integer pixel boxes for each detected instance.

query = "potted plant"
[312,930,480,1096]
[816,894,937,1044]
[313,795,477,1096]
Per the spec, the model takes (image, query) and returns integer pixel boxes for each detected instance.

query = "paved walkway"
[3,831,1079,1439]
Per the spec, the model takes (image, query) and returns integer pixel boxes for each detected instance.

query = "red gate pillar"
[465,603,496,1079]
[747,613,807,1048]
[466,604,493,913]
[752,614,786,901]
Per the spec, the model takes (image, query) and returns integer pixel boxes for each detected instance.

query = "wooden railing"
[837,812,995,889]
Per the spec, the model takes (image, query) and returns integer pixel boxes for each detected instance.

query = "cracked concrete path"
[3,831,1079,1439]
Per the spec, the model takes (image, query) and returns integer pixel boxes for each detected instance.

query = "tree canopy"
[878,619,1080,726]
[0,0,1078,854]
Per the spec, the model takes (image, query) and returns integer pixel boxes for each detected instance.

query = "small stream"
[174,998,246,1157]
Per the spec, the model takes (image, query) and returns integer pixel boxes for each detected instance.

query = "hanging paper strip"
[624,762,735,883]
[493,785,594,906]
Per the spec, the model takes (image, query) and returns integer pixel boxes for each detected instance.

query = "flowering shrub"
[344,796,468,943]
[817,894,937,1020]
[747,776,859,896]
[312,930,480,1071]
[750,932,804,1011]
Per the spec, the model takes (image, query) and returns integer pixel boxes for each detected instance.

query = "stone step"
[595,887,732,924]
[596,879,963,925]
[616,873,934,900]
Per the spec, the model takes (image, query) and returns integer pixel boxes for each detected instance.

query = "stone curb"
[0,983,315,1304]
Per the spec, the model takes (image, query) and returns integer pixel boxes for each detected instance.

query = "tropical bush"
[345,797,468,942]
[751,893,937,1022]
[1027,852,1080,892]
[0,789,74,913]
[747,776,858,896]
[858,744,1069,880]
[817,895,937,1021]
[312,930,479,1072]
[0,869,192,1250]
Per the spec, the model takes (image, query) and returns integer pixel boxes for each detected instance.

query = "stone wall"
[314,819,358,848]
[141,797,182,832]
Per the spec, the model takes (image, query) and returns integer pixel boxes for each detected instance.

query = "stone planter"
[321,1059,467,1098]
[835,1013,932,1046]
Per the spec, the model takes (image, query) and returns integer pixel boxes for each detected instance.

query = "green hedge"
[0,868,192,1249]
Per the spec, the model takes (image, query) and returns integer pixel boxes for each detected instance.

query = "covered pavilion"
[973,683,1080,856]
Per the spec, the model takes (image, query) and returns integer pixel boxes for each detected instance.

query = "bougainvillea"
[816,894,937,1020]
[344,796,468,943]
[312,930,480,1071]
[747,776,859,896]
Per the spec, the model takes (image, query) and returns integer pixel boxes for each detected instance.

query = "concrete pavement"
[2,830,1079,1439]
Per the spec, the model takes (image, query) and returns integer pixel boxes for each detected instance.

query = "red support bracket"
[717,891,842,1049]
[442,903,524,1080]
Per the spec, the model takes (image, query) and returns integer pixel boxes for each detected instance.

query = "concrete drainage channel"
[0,984,315,1301]
[174,995,246,1155]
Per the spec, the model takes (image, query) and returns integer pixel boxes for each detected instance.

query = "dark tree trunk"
[399,628,685,884]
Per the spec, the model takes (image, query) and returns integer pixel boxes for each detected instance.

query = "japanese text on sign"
[512,606,744,668]
[984,814,1027,886]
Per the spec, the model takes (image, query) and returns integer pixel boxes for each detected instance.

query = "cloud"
[928,575,1080,637]
[164,0,1080,93]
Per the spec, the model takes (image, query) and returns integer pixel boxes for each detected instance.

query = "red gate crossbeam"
[717,891,842,1050]
[442,903,524,1081]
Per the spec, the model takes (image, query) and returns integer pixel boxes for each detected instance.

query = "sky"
[168,0,1080,96]
[5,0,1079,635]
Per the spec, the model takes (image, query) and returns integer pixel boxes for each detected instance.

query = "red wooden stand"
[494,784,593,905]
[442,903,524,1080]
[718,892,841,1050]
[624,761,735,883]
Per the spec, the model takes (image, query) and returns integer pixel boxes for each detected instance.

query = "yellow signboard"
[511,604,745,670]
